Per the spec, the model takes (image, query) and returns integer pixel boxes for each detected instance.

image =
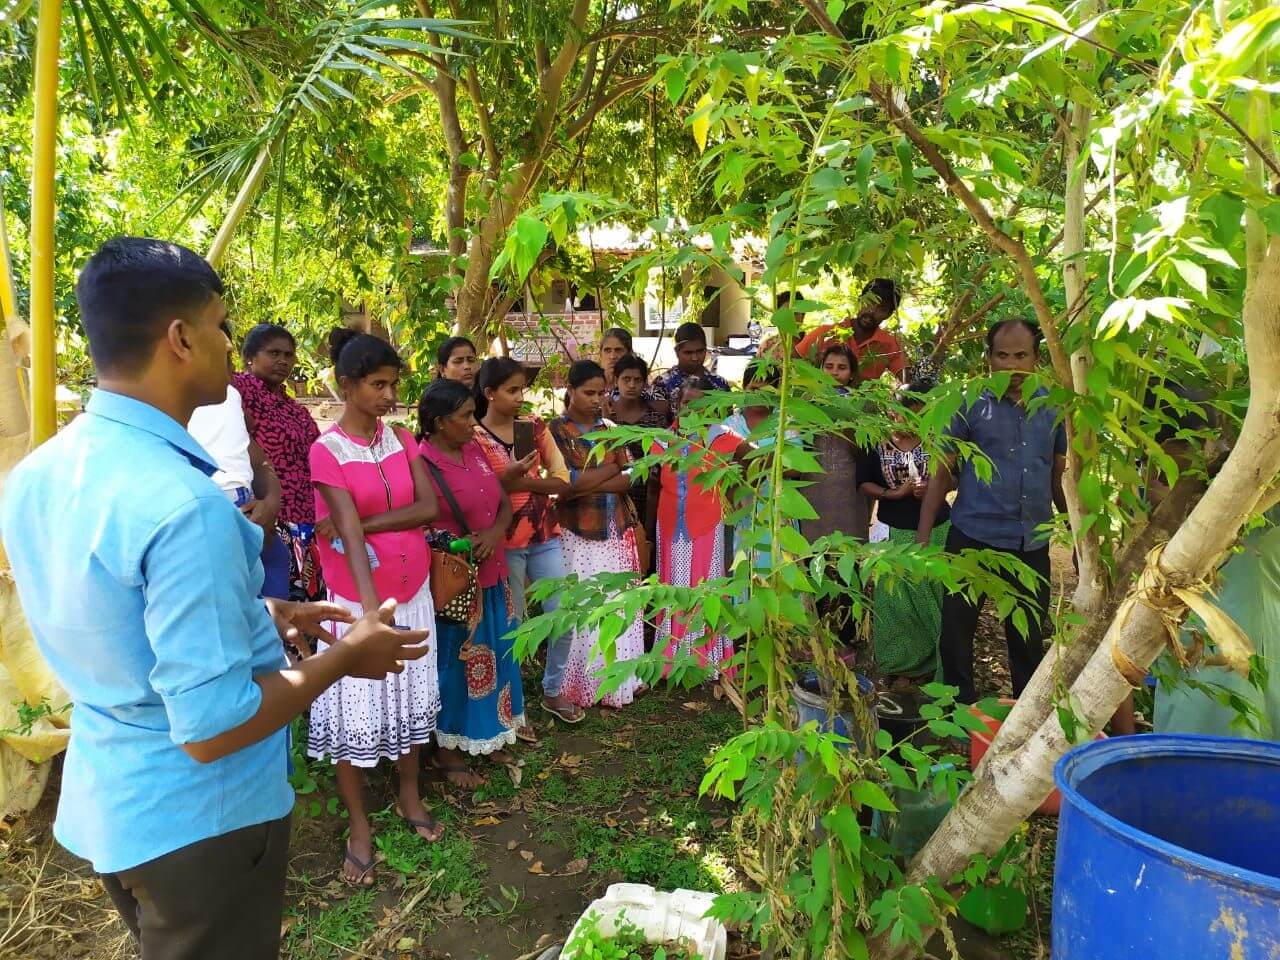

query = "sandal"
[342,843,377,887]
[541,697,586,724]
[393,804,445,842]
[516,723,540,744]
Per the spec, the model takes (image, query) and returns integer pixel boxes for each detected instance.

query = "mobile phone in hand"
[513,419,536,461]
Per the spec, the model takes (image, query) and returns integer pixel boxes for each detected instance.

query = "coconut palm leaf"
[167,0,481,265]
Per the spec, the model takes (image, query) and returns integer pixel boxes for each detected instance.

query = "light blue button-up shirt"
[1,390,292,873]
[946,388,1066,551]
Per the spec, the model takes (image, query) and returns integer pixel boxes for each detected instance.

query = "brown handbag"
[424,459,480,624]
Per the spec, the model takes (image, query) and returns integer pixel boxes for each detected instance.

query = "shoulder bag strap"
[423,457,472,537]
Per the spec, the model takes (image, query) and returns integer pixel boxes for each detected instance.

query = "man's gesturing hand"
[334,599,431,679]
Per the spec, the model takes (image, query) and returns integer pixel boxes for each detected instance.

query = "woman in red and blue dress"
[648,376,749,679]
[417,379,524,788]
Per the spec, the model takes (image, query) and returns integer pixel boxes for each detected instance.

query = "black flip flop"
[342,844,376,887]
[394,804,445,842]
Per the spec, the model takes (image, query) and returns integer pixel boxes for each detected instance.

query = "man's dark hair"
[862,278,900,314]
[75,237,223,377]
[673,321,707,347]
[986,318,1044,353]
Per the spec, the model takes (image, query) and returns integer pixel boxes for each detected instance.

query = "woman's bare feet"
[433,747,486,789]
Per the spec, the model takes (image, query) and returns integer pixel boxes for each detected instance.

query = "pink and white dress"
[306,422,439,767]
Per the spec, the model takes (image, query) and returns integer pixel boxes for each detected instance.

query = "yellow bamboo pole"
[29,0,62,446]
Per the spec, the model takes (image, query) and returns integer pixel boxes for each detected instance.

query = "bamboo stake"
[29,0,62,446]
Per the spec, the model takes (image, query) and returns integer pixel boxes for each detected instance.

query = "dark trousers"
[102,815,291,960]
[939,526,1050,703]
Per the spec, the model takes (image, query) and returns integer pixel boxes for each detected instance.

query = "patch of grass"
[576,773,630,808]
[541,773,572,806]
[288,717,339,819]
[282,889,376,959]
[473,765,518,803]
[369,806,488,909]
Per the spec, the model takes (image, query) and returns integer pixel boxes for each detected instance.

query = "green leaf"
[822,805,862,858]
[512,215,550,281]
[778,486,819,521]
[1170,258,1207,296]
[957,885,1028,935]
[851,779,897,812]
[665,65,688,105]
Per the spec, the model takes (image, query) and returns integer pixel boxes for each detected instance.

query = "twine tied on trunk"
[1109,543,1254,687]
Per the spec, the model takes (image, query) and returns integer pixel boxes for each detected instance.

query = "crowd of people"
[1,239,1075,958]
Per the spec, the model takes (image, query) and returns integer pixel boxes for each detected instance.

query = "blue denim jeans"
[505,537,571,697]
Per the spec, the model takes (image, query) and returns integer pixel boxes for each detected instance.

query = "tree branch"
[564,74,652,142]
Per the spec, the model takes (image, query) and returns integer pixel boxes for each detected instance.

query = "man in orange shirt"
[794,278,907,382]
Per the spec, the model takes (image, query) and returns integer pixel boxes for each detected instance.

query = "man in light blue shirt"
[1,238,430,959]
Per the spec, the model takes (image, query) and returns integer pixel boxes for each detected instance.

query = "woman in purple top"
[417,379,526,788]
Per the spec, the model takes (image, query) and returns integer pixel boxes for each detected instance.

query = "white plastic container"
[560,883,728,960]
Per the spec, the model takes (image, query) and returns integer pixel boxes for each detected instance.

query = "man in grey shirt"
[916,319,1067,702]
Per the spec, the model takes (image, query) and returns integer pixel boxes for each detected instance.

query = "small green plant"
[564,911,699,960]
[288,717,339,818]
[282,889,377,960]
[0,697,70,739]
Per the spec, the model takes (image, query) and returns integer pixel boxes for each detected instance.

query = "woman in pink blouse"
[234,323,321,600]
[308,330,442,887]
[417,378,525,789]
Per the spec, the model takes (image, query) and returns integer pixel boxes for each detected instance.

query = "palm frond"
[0,0,33,31]
[170,3,483,232]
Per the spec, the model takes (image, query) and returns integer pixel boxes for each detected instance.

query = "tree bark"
[1061,40,1106,616]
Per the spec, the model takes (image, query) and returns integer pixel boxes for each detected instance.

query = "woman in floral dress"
[548,360,646,709]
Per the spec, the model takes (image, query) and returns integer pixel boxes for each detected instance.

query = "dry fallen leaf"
[507,839,519,851]
[506,763,523,788]
[559,753,583,768]
[473,815,501,827]
[280,917,297,938]
[559,858,589,876]
[537,770,551,781]
[520,849,534,862]
[604,815,619,828]
[528,860,546,875]
[682,701,710,713]
[713,684,725,701]
[396,937,416,951]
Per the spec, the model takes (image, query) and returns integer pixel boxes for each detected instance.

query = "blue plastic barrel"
[792,670,877,755]
[1053,735,1280,959]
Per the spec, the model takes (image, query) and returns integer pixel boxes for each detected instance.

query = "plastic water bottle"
[448,537,472,555]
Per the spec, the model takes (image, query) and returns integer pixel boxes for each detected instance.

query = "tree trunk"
[452,162,538,336]
[873,235,1280,957]
[1062,17,1106,616]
